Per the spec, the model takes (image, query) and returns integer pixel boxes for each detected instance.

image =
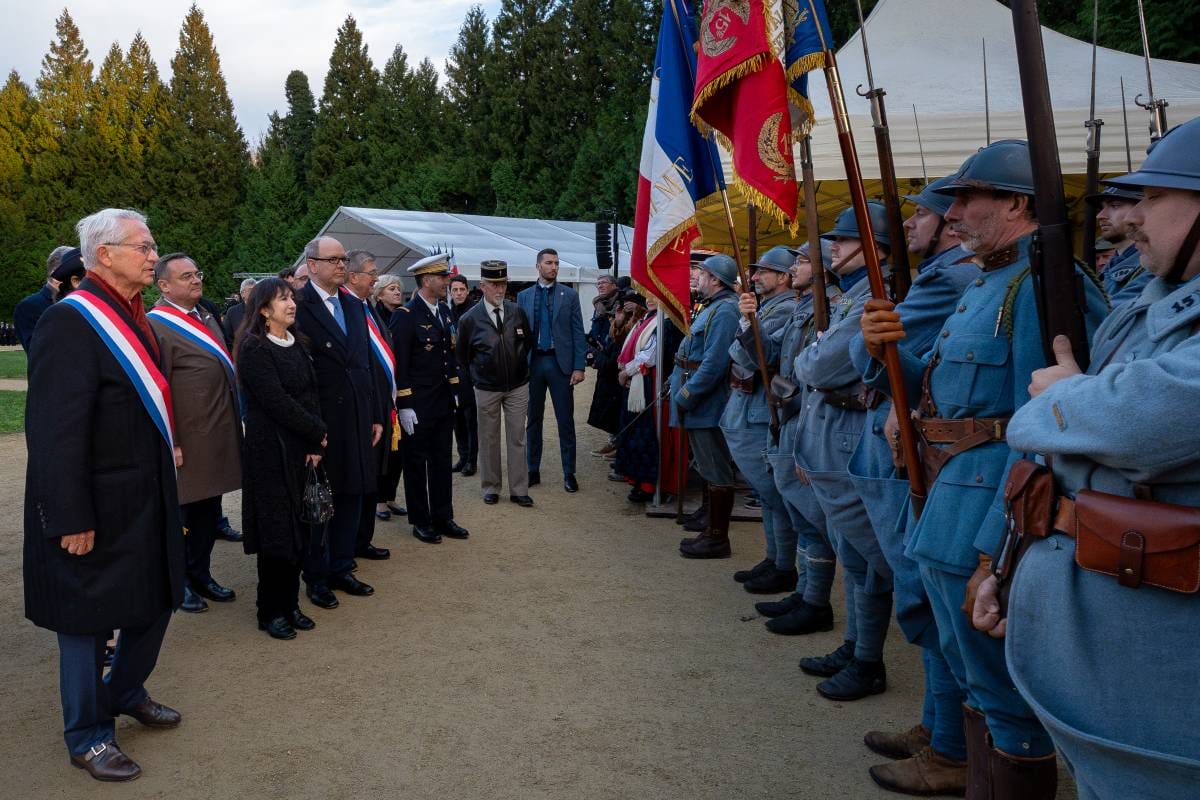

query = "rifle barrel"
[1082,0,1102,272]
[801,136,830,333]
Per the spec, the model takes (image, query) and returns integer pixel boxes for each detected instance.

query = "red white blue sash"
[147,305,236,376]
[364,305,396,394]
[61,290,175,451]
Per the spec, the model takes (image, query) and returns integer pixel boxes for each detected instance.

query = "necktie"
[537,286,552,350]
[329,297,346,333]
[188,309,202,322]
[494,307,503,328]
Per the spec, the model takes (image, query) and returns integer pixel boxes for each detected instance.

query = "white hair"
[75,208,148,269]
[240,278,258,291]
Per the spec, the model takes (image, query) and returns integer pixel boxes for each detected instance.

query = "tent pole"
[653,305,665,508]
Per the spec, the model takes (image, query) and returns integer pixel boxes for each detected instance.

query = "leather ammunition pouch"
[729,363,757,394]
[674,356,701,370]
[821,383,881,413]
[770,375,804,422]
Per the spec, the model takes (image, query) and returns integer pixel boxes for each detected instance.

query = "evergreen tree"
[150,4,249,298]
[35,9,92,136]
[0,72,44,316]
[232,126,307,274]
[372,48,447,209]
[443,5,494,211]
[279,69,317,185]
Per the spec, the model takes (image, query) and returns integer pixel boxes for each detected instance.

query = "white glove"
[398,408,418,435]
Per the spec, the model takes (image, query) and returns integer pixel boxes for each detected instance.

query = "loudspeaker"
[595,221,614,271]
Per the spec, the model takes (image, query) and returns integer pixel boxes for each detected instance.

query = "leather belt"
[1051,497,1076,538]
[674,356,701,369]
[730,373,756,393]
[821,384,882,412]
[917,417,1009,444]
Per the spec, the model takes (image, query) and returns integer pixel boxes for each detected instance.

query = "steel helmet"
[934,139,1035,197]
[904,175,958,217]
[699,254,738,288]
[1105,117,1200,193]
[821,201,891,249]
[1085,184,1143,205]
[786,239,835,268]
[750,246,795,273]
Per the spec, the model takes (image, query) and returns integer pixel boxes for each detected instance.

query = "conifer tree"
[0,72,44,314]
[443,5,494,211]
[279,70,317,185]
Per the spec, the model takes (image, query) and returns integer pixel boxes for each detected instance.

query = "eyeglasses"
[311,256,349,265]
[104,241,159,256]
[177,271,204,282]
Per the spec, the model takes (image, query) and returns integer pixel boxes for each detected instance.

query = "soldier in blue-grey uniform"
[792,201,897,702]
[722,246,799,592]
[847,177,979,795]
[670,254,741,559]
[1091,184,1153,303]
[859,139,1109,798]
[757,241,842,637]
[973,116,1200,800]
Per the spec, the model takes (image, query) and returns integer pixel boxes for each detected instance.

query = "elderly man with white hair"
[221,277,258,347]
[23,208,186,782]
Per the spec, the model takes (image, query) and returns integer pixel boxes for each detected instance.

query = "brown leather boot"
[680,485,733,558]
[989,748,1056,800]
[962,704,992,800]
[865,723,932,760]
[869,746,967,797]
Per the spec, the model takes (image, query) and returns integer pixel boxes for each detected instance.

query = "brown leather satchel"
[992,459,1054,613]
[1070,490,1200,594]
[770,375,805,422]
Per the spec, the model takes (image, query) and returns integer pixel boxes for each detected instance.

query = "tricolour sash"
[147,305,237,381]
[61,290,175,451]
[362,302,396,395]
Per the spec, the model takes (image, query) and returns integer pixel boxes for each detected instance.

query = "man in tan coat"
[148,253,243,613]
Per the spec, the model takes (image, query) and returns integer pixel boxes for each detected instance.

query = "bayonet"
[1120,76,1133,172]
[1134,0,1168,140]
[1082,0,1103,271]
[913,104,928,185]
[983,39,992,145]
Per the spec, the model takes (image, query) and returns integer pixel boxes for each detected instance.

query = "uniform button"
[966,352,975,361]
[941,330,950,338]
[957,304,966,313]
[975,475,983,483]
[974,278,984,287]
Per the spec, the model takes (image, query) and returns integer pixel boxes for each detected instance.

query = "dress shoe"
[289,609,316,631]
[70,741,141,782]
[374,509,391,521]
[765,601,835,635]
[413,526,442,544]
[563,474,579,493]
[591,443,617,457]
[745,567,799,595]
[627,487,652,503]
[330,574,375,596]
[733,558,774,583]
[356,544,391,560]
[120,697,182,728]
[386,502,407,516]
[258,616,297,640]
[216,522,243,542]
[194,578,236,603]
[799,640,855,676]
[755,592,804,618]
[528,470,541,487]
[350,559,359,572]
[452,458,466,473]
[437,520,470,539]
[869,746,967,797]
[180,584,208,613]
[510,495,534,507]
[864,723,931,761]
[461,462,477,477]
[484,493,500,505]
[306,587,339,609]
[816,657,887,701]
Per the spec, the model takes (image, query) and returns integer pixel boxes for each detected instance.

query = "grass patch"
[0,390,25,433]
[0,350,27,379]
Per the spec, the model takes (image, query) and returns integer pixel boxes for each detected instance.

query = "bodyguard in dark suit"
[516,248,587,493]
[389,253,469,544]
[24,209,184,782]
[293,237,383,608]
[14,245,73,353]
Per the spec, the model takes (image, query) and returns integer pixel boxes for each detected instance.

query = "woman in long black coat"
[235,278,327,640]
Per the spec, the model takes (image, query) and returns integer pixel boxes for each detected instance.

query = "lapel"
[302,281,347,344]
[79,277,160,364]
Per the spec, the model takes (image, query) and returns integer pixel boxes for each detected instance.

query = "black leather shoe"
[216,522,243,543]
[289,609,316,631]
[375,509,391,521]
[437,521,470,539]
[356,544,390,560]
[734,558,774,583]
[817,658,887,701]
[528,470,541,487]
[195,578,236,603]
[744,567,799,595]
[413,526,442,544]
[180,585,208,613]
[627,487,652,503]
[330,574,374,596]
[766,601,835,635]
[71,741,141,782]
[258,616,297,640]
[484,493,499,505]
[800,640,856,677]
[755,592,804,618]
[563,474,579,493]
[120,697,182,728]
[510,494,534,507]
[461,462,477,477]
[306,587,339,609]
[452,459,466,472]
[386,502,407,516]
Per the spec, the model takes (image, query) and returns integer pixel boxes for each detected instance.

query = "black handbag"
[301,463,335,525]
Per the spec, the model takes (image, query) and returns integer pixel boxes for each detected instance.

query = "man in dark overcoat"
[24,208,185,782]
[293,236,383,608]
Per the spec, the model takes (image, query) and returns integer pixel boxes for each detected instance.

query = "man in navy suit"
[14,245,73,353]
[517,249,587,493]
[293,236,383,609]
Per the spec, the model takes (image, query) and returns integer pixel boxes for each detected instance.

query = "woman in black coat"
[235,278,327,640]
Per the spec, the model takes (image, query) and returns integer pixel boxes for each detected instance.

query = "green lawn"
[0,350,27,379]
[0,391,24,434]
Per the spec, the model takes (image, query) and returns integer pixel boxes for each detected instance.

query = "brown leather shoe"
[70,741,141,782]
[869,746,967,797]
[865,723,933,760]
[121,697,182,728]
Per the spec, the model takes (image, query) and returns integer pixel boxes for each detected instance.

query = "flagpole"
[654,305,665,507]
[804,0,927,514]
[667,0,779,433]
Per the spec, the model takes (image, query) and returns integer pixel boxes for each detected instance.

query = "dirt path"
[0,378,27,391]
[0,376,1076,799]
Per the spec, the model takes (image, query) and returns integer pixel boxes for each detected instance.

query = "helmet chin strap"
[922,218,948,261]
[1165,207,1200,284]
[830,245,863,275]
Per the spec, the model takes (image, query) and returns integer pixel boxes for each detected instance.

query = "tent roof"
[303,207,634,284]
[700,0,1200,253]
